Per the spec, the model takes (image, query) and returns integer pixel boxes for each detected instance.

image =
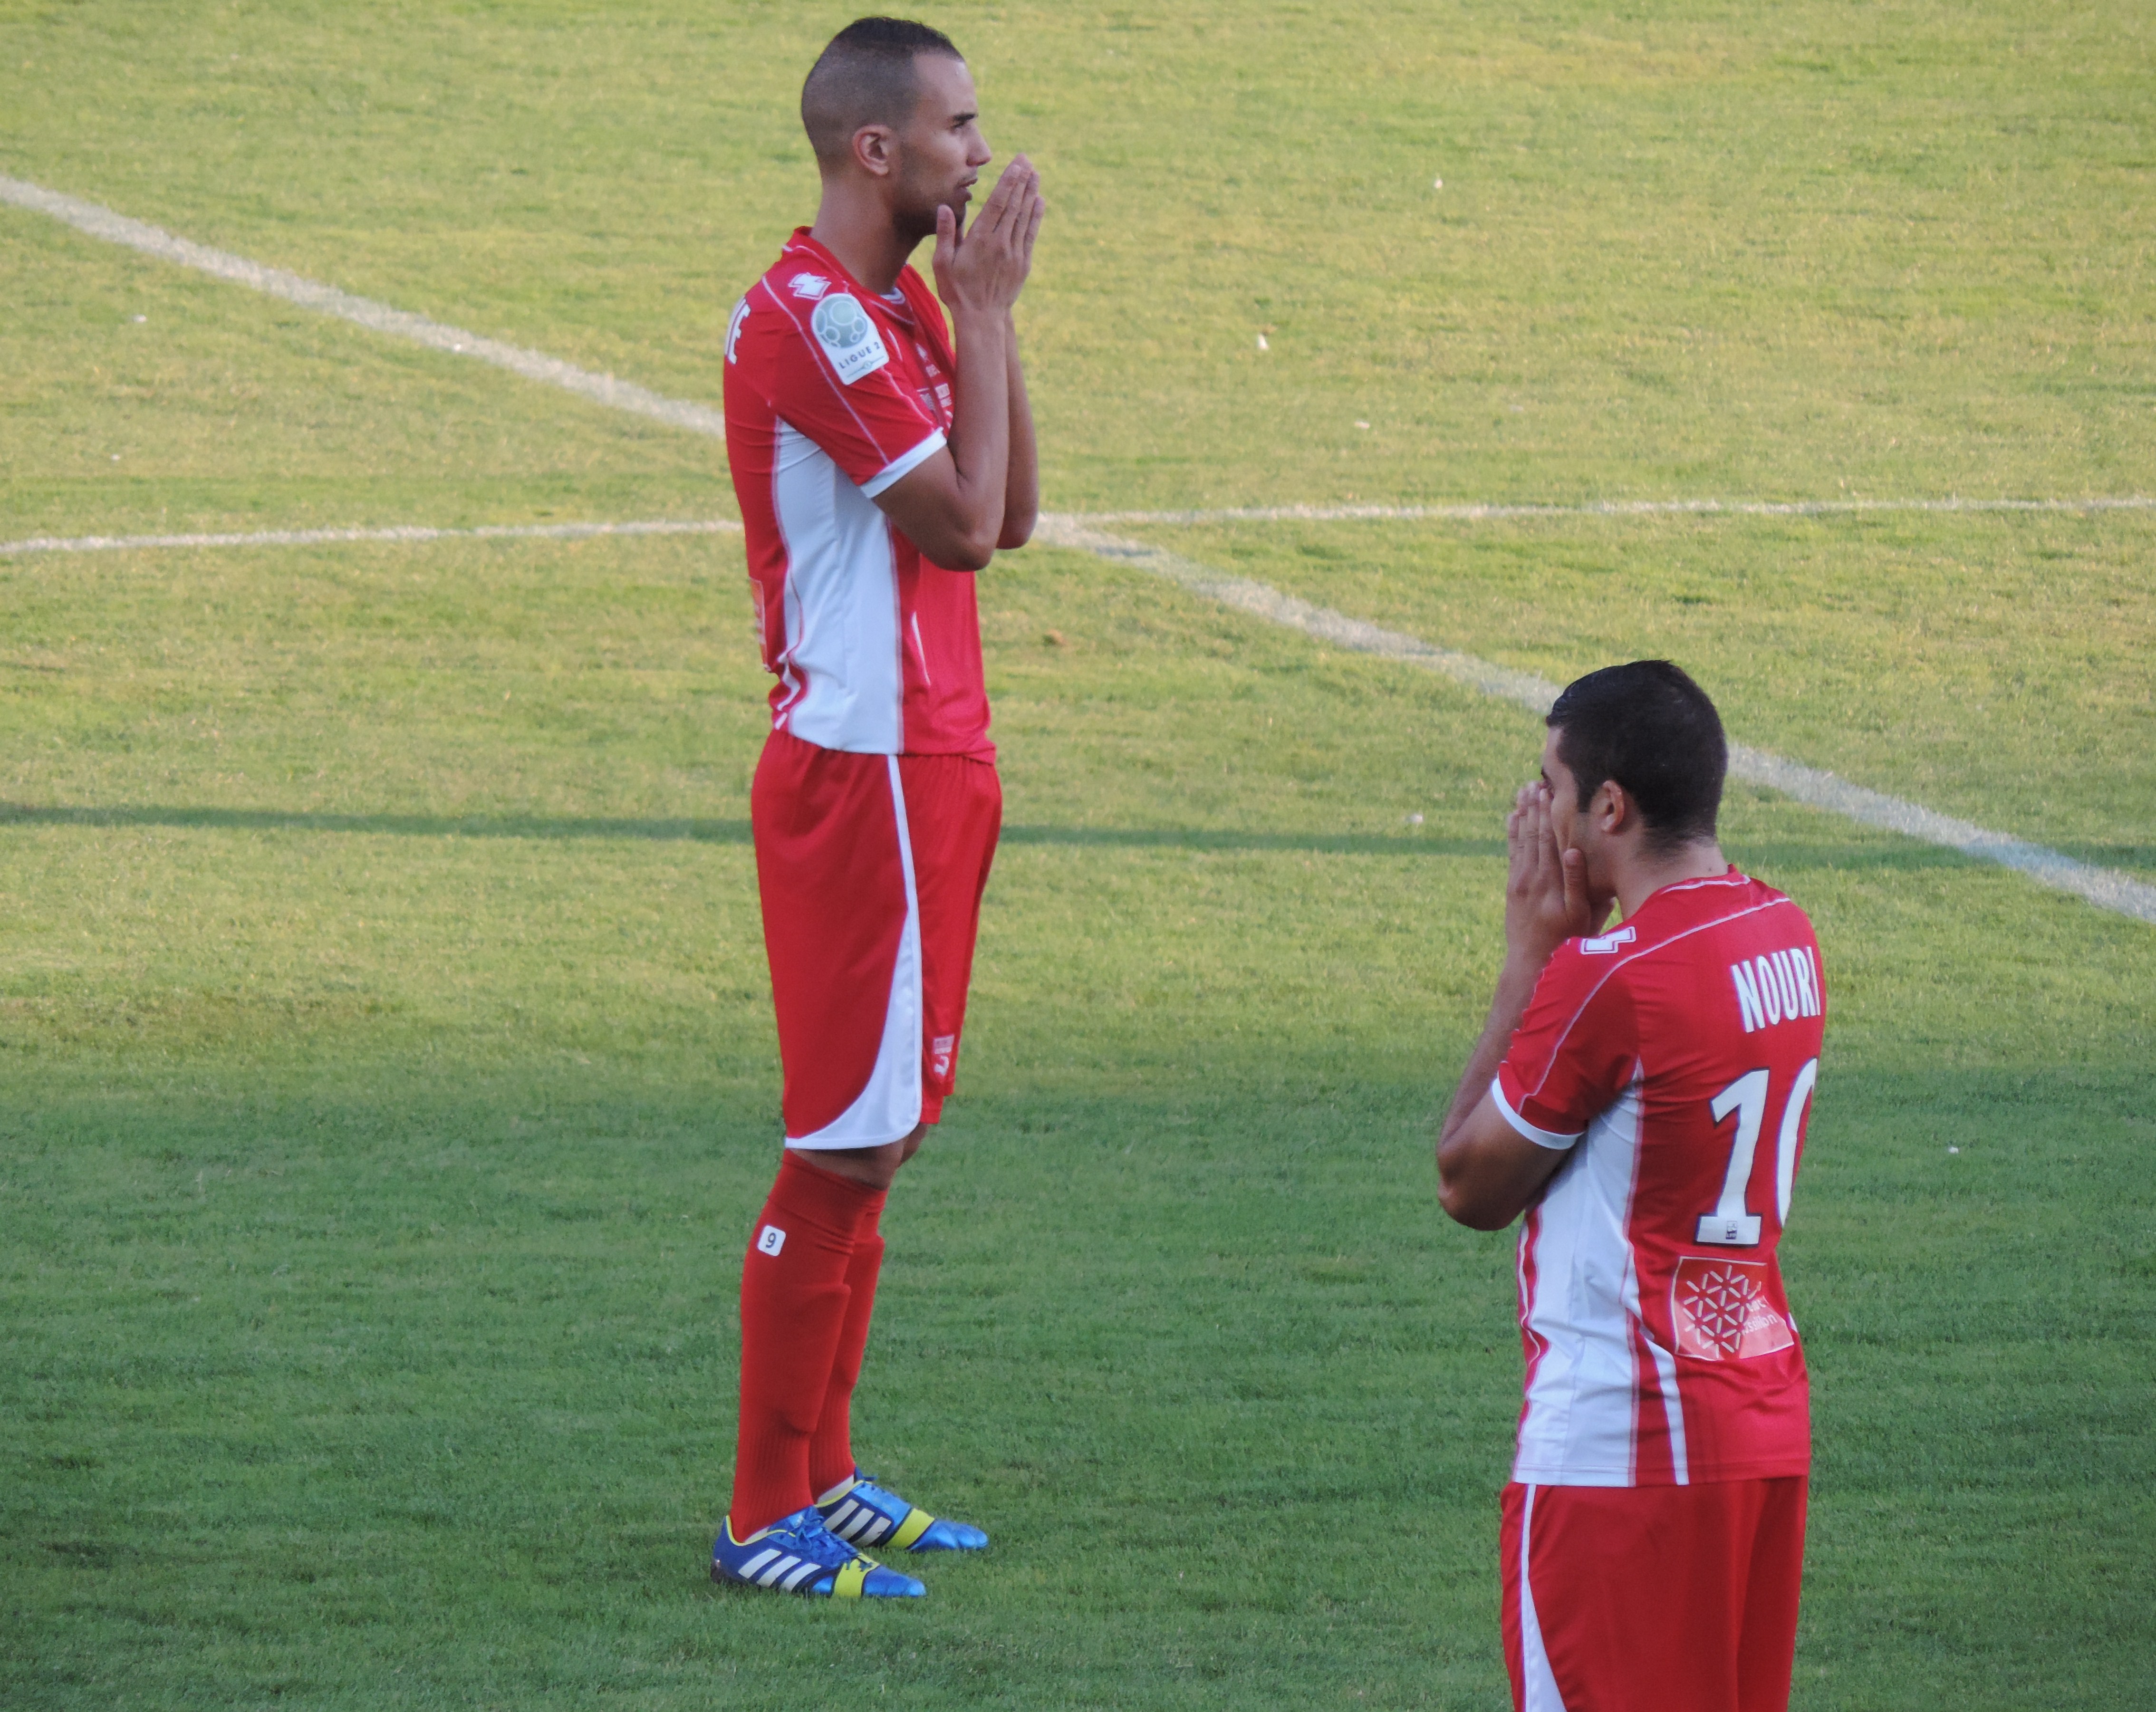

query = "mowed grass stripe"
[7,493,2148,924]
[0,173,727,440]
[3,169,2143,922]
[16,496,2156,559]
[1042,519,2156,926]
[0,518,741,558]
[1078,498,2156,525]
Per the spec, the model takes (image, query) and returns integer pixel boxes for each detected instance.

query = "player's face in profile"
[1539,728,1582,852]
[1540,728,1622,917]
[889,54,993,242]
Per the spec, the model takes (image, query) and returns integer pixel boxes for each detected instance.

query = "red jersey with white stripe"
[722,229,991,758]
[1493,869,1825,1489]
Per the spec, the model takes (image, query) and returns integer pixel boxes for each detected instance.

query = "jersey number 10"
[1697,1060,1820,1246]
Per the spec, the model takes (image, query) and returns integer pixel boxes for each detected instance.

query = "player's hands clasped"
[934,155,1045,317]
[1503,781,1608,969]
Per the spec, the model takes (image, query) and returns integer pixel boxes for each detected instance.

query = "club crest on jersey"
[1579,925,1637,955]
[810,292,889,385]
[788,272,832,300]
[1671,1256,1795,1361]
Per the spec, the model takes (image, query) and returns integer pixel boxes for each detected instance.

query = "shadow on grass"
[0,801,1492,856]
[0,800,2077,871]
[0,801,759,845]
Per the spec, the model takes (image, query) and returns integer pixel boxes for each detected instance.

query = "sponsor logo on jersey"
[1731,946,1822,1033]
[788,272,832,301]
[809,292,890,385]
[1672,1255,1795,1360]
[755,1224,787,1257]
[1579,925,1637,954]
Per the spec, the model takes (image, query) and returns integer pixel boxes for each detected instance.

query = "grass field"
[2,2,2153,1708]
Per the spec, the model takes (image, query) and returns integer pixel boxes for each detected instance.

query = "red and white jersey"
[722,229,992,759]
[1494,870,1825,1488]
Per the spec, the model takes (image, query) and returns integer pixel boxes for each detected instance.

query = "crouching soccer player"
[1437,662,1825,1709]
[708,19,1044,1600]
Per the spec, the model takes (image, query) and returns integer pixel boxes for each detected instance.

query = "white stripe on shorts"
[1519,1486,1569,1711]
[784,754,925,1148]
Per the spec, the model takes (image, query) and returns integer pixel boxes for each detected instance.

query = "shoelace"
[847,1475,904,1513]
[765,1512,861,1571]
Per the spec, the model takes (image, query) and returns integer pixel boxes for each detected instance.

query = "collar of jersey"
[783,228,920,329]
[1619,864,1752,933]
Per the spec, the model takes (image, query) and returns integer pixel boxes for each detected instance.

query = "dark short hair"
[1546,660,1727,854]
[801,17,963,162]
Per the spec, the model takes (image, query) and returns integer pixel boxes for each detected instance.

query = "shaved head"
[801,16,964,164]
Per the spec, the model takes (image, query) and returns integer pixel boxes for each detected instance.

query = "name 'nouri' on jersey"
[1492,870,1826,1490]
[722,229,994,760]
[1731,946,1822,1034]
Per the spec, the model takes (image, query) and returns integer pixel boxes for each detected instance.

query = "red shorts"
[1501,1477,1807,1712]
[751,728,1001,1147]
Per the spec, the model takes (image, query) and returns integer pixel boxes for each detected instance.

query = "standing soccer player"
[1437,662,1825,1709]
[710,18,1044,1601]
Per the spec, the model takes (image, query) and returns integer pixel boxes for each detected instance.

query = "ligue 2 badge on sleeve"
[811,293,890,385]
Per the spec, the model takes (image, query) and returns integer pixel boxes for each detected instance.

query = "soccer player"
[1436,662,1825,1710]
[706,18,1043,1601]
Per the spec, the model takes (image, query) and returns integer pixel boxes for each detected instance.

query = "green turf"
[5,0,2153,532]
[5,537,2151,1709]
[3,0,2154,1707]
[1123,509,2156,873]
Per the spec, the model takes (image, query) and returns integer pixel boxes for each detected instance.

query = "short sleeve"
[1492,949,1638,1150]
[738,287,945,494]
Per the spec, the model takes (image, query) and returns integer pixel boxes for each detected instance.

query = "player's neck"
[808,185,914,296]
[1609,840,1729,920]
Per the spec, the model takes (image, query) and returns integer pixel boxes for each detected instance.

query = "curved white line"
[5,171,2146,924]
[1031,518,2156,927]
[0,173,726,438]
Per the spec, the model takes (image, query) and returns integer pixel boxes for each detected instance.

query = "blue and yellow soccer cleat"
[817,1472,989,1553]
[711,1505,925,1598]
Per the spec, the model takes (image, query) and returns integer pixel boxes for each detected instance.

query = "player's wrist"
[1499,942,1554,988]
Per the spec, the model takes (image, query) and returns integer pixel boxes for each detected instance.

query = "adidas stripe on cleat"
[817,1472,989,1553]
[711,1506,925,1599]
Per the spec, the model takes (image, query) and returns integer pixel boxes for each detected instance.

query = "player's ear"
[852,124,898,178]
[1595,779,1630,836]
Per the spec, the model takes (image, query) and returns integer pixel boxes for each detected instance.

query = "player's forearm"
[944,310,1013,566]
[1438,956,1542,1154]
[997,316,1039,548]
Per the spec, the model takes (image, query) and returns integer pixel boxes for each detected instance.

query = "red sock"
[728,1151,883,1537]
[808,1195,886,1500]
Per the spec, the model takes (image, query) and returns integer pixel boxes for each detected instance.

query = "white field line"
[1034,518,2156,926]
[0,519,740,557]
[0,174,726,438]
[14,494,2156,559]
[1070,497,2156,525]
[7,171,2148,923]
[12,174,2150,534]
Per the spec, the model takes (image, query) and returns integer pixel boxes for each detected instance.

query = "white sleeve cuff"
[1491,1076,1584,1151]
[859,429,946,498]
